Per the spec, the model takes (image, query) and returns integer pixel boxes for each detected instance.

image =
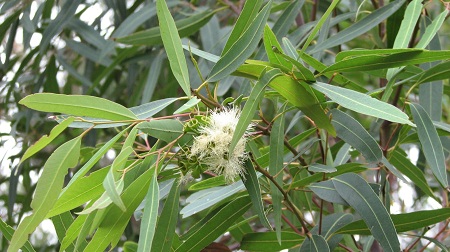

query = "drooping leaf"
[332,174,400,252]
[8,136,82,252]
[309,180,349,206]
[150,177,180,252]
[19,93,138,121]
[313,82,414,126]
[388,149,438,201]
[409,103,448,187]
[269,103,286,243]
[242,160,272,230]
[156,0,191,96]
[300,235,330,252]
[331,109,382,163]
[137,170,159,252]
[241,231,305,251]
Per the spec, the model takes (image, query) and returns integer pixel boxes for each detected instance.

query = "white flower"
[189,107,252,183]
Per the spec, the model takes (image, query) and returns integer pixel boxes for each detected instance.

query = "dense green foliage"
[1,0,449,251]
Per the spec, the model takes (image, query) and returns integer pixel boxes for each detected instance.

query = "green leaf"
[309,0,406,53]
[222,0,264,55]
[47,167,108,218]
[124,241,138,252]
[415,8,449,49]
[116,9,217,46]
[332,173,400,252]
[20,117,74,164]
[313,82,414,126]
[131,98,179,119]
[9,136,81,252]
[301,235,330,252]
[331,109,382,163]
[388,149,438,201]
[207,1,271,82]
[138,119,184,143]
[63,127,129,193]
[409,103,448,187]
[416,61,450,85]
[19,93,138,121]
[189,176,226,191]
[151,177,180,252]
[309,180,349,206]
[269,103,286,243]
[300,0,340,55]
[82,166,157,251]
[242,160,272,230]
[263,25,292,70]
[156,0,191,96]
[175,196,252,252]
[392,0,422,50]
[103,146,134,211]
[241,231,305,251]
[173,97,201,114]
[137,170,159,252]
[325,50,450,73]
[0,218,35,252]
[230,68,283,153]
[308,163,337,173]
[51,212,85,252]
[336,208,450,235]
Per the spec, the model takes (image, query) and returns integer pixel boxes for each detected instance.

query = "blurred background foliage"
[0,0,449,251]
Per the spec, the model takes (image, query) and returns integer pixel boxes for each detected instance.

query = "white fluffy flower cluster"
[189,107,252,183]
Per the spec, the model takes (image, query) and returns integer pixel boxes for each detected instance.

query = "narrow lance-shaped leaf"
[8,136,82,252]
[301,235,330,252]
[151,178,181,252]
[409,103,448,187]
[103,146,134,211]
[242,160,272,230]
[19,93,138,121]
[156,0,191,96]
[385,0,423,99]
[229,68,283,153]
[208,1,272,82]
[137,169,159,252]
[332,173,400,252]
[313,82,415,126]
[20,117,74,164]
[269,103,287,243]
[415,8,449,49]
[331,109,382,163]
